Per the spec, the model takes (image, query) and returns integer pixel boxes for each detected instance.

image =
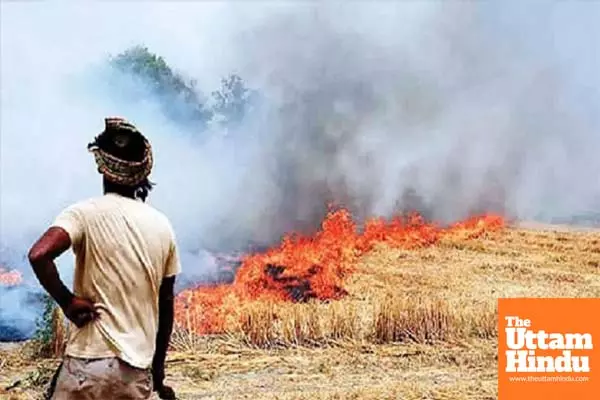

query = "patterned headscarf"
[87,117,153,186]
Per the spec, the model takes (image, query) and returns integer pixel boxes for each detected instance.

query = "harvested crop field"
[1,222,599,400]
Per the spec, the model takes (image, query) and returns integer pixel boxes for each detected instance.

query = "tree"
[109,46,258,132]
[109,46,212,129]
[210,74,256,127]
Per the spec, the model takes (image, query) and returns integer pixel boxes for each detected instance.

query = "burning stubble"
[173,210,504,336]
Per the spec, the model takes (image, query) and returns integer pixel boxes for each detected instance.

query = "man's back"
[53,192,180,369]
[29,117,179,399]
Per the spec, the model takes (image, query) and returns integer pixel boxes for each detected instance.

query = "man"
[28,117,179,400]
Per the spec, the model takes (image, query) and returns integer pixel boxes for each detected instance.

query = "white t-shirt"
[52,192,181,369]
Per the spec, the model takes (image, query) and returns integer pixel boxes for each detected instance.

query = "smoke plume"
[1,2,599,337]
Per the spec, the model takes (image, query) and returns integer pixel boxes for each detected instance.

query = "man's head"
[88,117,154,201]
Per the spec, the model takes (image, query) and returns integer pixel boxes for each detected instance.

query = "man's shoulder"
[63,195,175,233]
[140,203,172,226]
[53,198,106,232]
[135,201,175,234]
[62,195,157,216]
[59,196,104,214]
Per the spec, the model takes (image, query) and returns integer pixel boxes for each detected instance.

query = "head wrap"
[87,117,153,186]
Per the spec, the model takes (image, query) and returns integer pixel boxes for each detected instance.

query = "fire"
[0,267,23,287]
[175,208,504,335]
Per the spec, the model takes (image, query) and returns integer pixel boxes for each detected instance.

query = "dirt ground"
[1,340,497,400]
[1,222,598,400]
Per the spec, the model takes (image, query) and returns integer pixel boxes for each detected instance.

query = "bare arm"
[152,223,181,400]
[28,227,74,309]
[152,276,176,399]
[28,227,97,327]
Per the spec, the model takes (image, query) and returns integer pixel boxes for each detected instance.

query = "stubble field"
[1,222,599,400]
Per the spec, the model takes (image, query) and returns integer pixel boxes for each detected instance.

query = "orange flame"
[175,209,504,335]
[0,267,23,287]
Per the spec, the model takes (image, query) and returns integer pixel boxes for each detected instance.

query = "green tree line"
[109,45,256,130]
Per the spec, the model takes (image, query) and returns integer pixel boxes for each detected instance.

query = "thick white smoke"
[1,2,599,336]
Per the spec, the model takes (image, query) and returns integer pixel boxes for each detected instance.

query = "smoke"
[201,1,600,243]
[1,2,599,336]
